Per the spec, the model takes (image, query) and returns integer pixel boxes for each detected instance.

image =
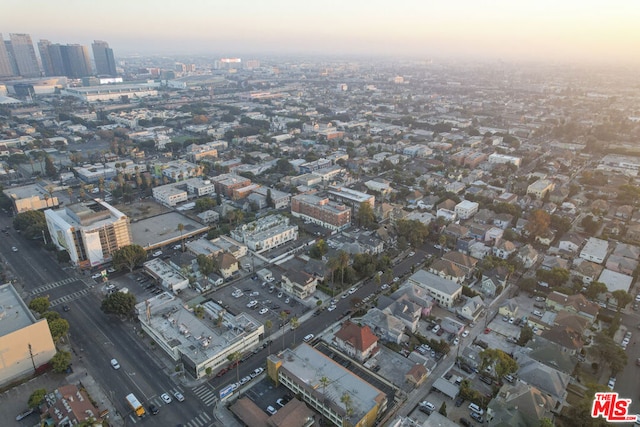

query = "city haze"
[2,0,640,63]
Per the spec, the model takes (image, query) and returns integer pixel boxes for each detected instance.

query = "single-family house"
[579,237,609,264]
[333,321,379,362]
[457,295,485,322]
[558,233,585,253]
[517,244,539,269]
[493,240,517,260]
[498,299,519,318]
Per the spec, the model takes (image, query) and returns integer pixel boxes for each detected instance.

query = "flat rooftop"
[130,212,208,248]
[0,284,36,336]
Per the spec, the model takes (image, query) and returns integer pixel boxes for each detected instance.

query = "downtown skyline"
[2,0,640,64]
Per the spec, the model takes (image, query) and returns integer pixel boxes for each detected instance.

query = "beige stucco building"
[0,284,57,386]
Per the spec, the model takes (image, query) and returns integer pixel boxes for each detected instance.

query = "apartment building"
[291,193,351,231]
[230,214,298,253]
[45,200,132,268]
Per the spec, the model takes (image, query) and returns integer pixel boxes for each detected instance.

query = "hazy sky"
[3,0,640,63]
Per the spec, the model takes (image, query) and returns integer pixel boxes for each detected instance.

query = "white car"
[636,294,640,302]
[254,367,264,376]
[381,284,390,290]
[608,377,616,390]
[246,300,258,308]
[92,273,102,279]
[409,251,415,256]
[461,330,469,338]
[259,308,269,315]
[453,337,460,346]
[152,250,163,257]
[533,310,543,317]
[266,405,278,415]
[110,358,120,369]
[161,393,172,404]
[303,334,314,342]
[327,305,337,312]
[11,246,18,252]
[173,391,185,402]
[348,287,357,294]
[277,292,283,298]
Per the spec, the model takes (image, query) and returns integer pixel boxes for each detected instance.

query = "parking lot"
[241,377,292,417]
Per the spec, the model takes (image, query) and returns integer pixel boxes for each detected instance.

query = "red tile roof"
[334,320,378,352]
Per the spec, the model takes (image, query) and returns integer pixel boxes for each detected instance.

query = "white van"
[468,403,484,415]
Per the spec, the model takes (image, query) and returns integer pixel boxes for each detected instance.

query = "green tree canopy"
[28,296,50,315]
[397,219,429,248]
[356,202,376,229]
[112,244,147,272]
[51,351,72,373]
[611,289,632,311]
[44,156,57,177]
[592,332,628,376]
[309,239,328,259]
[517,325,534,346]
[13,210,47,240]
[196,254,216,277]
[101,291,137,316]
[195,196,216,213]
[585,281,607,300]
[28,388,47,408]
[48,318,69,342]
[525,209,550,238]
[479,348,518,380]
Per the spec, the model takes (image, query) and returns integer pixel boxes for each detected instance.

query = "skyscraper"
[37,39,55,76]
[0,34,13,77]
[9,33,40,77]
[92,40,116,76]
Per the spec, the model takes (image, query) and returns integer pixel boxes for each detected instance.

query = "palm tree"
[177,223,185,251]
[227,351,242,383]
[264,320,273,353]
[290,317,299,345]
[337,250,350,287]
[341,392,354,427]
[280,311,289,350]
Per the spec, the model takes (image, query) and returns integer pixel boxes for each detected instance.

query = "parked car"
[173,391,185,402]
[419,401,435,414]
[266,405,278,415]
[148,404,159,415]
[161,393,172,404]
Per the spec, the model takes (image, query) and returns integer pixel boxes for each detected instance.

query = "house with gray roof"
[487,381,556,427]
[357,308,407,344]
[514,354,570,402]
[457,296,485,322]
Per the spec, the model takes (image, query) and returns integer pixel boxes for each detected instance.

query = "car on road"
[533,310,543,317]
[303,334,314,342]
[107,267,116,273]
[277,292,283,298]
[110,358,120,369]
[453,337,460,346]
[381,284,390,290]
[393,277,399,282]
[608,377,616,390]
[152,250,163,257]
[161,393,172,404]
[484,328,491,334]
[253,367,264,376]
[266,405,278,415]
[348,287,357,294]
[11,246,18,252]
[259,308,269,315]
[284,297,290,304]
[173,391,185,402]
[636,294,640,302]
[91,273,102,279]
[240,376,251,385]
[63,305,70,312]
[461,330,469,338]
[327,305,336,312]
[409,251,415,256]
[148,404,159,415]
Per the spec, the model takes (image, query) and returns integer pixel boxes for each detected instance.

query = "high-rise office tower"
[9,33,40,77]
[61,44,92,78]
[37,39,55,76]
[92,40,116,76]
[0,34,14,77]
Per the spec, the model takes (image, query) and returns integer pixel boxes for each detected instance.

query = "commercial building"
[152,184,188,207]
[327,187,375,214]
[184,177,216,197]
[143,258,189,293]
[291,193,351,231]
[0,33,13,77]
[3,183,59,213]
[136,294,263,379]
[62,84,158,102]
[91,40,117,76]
[37,42,92,78]
[252,186,290,209]
[488,153,522,167]
[8,33,40,77]
[45,200,132,268]
[0,284,57,386]
[267,344,387,427]
[230,214,298,253]
[185,141,220,162]
[210,173,252,198]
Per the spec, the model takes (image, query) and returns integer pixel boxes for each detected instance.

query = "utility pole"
[28,343,37,373]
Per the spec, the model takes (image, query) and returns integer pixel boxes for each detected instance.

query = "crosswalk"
[192,383,218,407]
[49,289,91,307]
[30,277,80,295]
[127,386,214,426]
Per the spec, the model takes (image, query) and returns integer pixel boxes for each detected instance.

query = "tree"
[195,196,216,213]
[337,250,350,286]
[341,392,354,426]
[438,401,447,416]
[266,189,273,208]
[357,202,376,229]
[581,215,601,235]
[13,210,47,240]
[562,382,611,427]
[197,254,216,277]
[44,155,57,178]
[592,332,628,376]
[397,219,429,247]
[585,281,607,300]
[479,348,518,380]
[48,318,69,342]
[290,317,299,345]
[536,267,570,287]
[112,244,147,272]
[51,350,72,373]
[280,311,289,349]
[101,291,137,317]
[611,289,632,311]
[265,320,273,353]
[227,351,242,383]
[517,325,534,346]
[525,209,551,238]
[29,296,50,315]
[309,239,328,259]
[28,388,47,408]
